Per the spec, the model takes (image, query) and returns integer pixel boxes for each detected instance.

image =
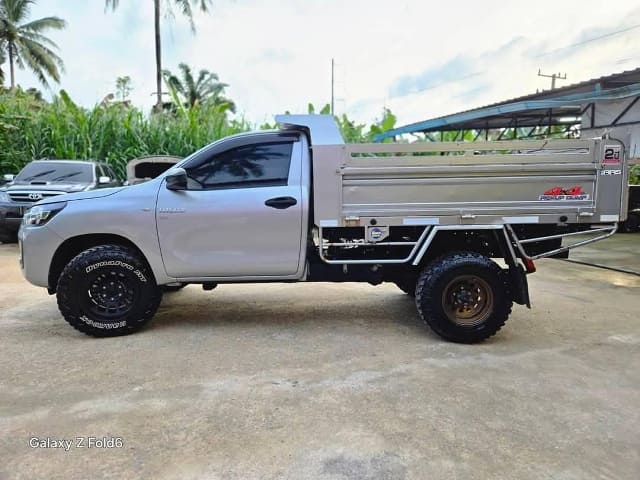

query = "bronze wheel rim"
[442,275,494,327]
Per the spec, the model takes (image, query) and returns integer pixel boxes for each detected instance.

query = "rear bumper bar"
[505,223,618,261]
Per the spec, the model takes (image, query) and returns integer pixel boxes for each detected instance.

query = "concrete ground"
[0,241,639,480]
[566,232,640,275]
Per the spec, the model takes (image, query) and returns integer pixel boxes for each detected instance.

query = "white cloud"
[7,0,640,128]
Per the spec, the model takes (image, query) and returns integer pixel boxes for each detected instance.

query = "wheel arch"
[48,233,156,293]
[412,226,515,268]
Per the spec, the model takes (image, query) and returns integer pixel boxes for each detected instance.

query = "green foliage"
[0,0,66,88]
[630,164,640,185]
[105,0,213,108]
[115,76,132,102]
[297,103,398,143]
[105,0,212,30]
[163,63,235,111]
[0,93,403,179]
[0,89,250,177]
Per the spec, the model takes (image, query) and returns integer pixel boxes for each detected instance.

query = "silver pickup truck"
[18,115,629,342]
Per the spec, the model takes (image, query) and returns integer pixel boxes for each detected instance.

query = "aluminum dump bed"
[310,138,627,228]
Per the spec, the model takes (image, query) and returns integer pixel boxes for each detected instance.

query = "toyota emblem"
[28,193,43,200]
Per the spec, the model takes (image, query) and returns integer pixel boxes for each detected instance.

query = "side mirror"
[165,168,188,191]
[3,174,15,182]
[98,176,111,184]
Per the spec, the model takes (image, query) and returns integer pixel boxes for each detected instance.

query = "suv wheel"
[0,231,18,244]
[415,252,512,343]
[56,245,161,337]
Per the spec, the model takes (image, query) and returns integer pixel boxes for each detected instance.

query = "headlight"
[0,191,8,202]
[23,201,67,226]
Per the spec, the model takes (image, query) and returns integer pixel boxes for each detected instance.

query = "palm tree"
[105,0,212,110]
[163,63,235,112]
[0,0,66,89]
[0,47,5,84]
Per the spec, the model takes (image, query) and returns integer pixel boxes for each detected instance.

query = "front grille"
[7,191,66,204]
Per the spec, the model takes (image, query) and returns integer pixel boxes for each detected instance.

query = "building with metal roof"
[374,68,640,160]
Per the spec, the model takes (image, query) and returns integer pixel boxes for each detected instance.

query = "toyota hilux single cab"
[18,115,629,342]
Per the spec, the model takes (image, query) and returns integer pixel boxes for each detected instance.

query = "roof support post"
[612,96,639,125]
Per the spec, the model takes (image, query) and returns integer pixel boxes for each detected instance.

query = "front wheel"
[56,245,162,337]
[0,231,18,243]
[415,252,512,343]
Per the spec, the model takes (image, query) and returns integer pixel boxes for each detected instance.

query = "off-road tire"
[0,231,18,244]
[415,252,512,343]
[57,245,162,337]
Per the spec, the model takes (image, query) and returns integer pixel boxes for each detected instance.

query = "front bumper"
[0,202,29,233]
[19,224,64,288]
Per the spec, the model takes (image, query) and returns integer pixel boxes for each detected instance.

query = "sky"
[9,0,640,128]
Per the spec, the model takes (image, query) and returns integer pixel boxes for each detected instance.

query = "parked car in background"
[0,160,122,243]
[126,156,181,185]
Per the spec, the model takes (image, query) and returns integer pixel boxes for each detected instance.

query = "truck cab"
[157,131,309,279]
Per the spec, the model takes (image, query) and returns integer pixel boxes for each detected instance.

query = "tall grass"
[0,94,399,178]
[0,89,251,177]
[6,92,628,185]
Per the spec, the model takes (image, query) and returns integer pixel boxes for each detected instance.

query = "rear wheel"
[415,252,512,343]
[56,245,161,337]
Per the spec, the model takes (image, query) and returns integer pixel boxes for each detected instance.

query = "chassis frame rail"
[317,223,619,266]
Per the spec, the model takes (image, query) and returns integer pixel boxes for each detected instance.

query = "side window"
[185,142,293,190]
[106,166,118,180]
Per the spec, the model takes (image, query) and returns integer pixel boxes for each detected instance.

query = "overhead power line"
[535,24,640,58]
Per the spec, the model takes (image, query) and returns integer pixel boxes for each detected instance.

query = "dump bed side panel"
[312,139,627,227]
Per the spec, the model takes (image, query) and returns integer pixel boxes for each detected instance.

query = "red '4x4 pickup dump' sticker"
[539,185,589,201]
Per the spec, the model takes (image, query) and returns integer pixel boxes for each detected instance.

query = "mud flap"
[507,264,531,308]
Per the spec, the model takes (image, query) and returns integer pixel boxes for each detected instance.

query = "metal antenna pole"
[331,58,335,115]
[538,69,567,89]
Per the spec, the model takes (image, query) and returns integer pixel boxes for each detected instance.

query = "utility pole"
[331,58,335,115]
[538,69,567,89]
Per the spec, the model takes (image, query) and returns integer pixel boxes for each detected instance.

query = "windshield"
[15,162,94,184]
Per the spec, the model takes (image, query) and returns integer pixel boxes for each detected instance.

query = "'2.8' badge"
[603,145,622,165]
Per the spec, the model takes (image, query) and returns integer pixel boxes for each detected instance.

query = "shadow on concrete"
[565,232,640,275]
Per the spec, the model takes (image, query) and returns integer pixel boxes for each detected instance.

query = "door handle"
[265,196,297,209]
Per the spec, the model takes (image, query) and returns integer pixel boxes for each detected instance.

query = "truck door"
[156,133,304,278]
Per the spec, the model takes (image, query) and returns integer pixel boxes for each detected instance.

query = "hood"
[8,182,91,194]
[37,187,125,205]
